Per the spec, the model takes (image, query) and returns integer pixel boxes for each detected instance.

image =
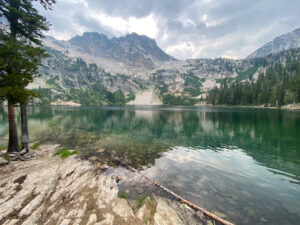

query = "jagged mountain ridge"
[247,27,300,58]
[68,32,175,69]
[42,33,250,93]
[44,33,174,76]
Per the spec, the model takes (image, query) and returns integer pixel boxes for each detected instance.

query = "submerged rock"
[94,162,109,171]
[260,217,268,223]
[97,148,105,153]
[212,211,228,219]
[88,156,98,161]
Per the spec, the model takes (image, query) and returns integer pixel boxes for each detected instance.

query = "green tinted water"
[0,106,299,224]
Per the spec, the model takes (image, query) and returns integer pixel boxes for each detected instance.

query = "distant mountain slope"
[208,48,300,106]
[247,28,300,58]
[68,32,175,69]
[34,44,252,105]
[33,29,300,106]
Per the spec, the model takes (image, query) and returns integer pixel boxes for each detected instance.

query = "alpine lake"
[0,106,299,225]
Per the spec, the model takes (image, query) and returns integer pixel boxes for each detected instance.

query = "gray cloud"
[84,0,196,19]
[36,0,300,59]
[72,12,119,38]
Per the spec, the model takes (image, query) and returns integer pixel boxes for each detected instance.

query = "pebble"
[206,220,213,225]
[88,156,98,161]
[111,175,124,183]
[260,217,268,223]
[95,163,108,171]
[97,148,105,153]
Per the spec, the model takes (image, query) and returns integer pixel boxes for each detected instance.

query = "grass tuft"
[119,192,128,199]
[53,148,78,159]
[0,145,6,151]
[0,155,10,164]
[31,141,40,150]
[137,193,151,207]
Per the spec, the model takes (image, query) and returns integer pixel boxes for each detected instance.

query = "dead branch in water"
[117,159,234,225]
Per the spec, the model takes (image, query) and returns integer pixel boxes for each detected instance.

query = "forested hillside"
[207,48,300,106]
[27,31,300,107]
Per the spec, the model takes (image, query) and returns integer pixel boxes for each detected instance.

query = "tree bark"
[7,104,19,153]
[20,104,29,152]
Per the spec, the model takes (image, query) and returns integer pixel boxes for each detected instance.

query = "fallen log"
[118,160,234,225]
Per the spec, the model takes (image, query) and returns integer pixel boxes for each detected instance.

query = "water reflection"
[0,106,300,224]
[141,146,300,225]
[0,106,299,175]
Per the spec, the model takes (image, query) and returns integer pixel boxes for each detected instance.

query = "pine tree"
[0,0,55,152]
[206,49,300,107]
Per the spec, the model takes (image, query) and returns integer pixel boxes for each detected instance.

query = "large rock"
[0,145,210,225]
[0,145,139,225]
[127,89,162,105]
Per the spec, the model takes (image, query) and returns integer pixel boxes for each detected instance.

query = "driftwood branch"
[118,160,234,225]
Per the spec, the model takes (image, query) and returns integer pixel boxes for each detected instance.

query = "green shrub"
[126,92,136,102]
[184,87,202,97]
[236,66,258,80]
[54,148,79,159]
[0,155,10,164]
[32,141,40,150]
[162,94,197,105]
[183,72,202,88]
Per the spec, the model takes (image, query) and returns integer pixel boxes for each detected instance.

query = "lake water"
[0,106,299,224]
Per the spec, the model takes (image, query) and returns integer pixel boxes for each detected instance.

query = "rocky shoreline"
[50,101,81,106]
[213,104,300,111]
[0,145,215,225]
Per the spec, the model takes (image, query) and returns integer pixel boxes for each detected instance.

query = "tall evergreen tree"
[0,0,55,152]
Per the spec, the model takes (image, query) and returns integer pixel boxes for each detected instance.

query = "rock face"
[69,32,175,69]
[36,43,251,105]
[248,27,300,58]
[127,89,162,105]
[0,145,209,225]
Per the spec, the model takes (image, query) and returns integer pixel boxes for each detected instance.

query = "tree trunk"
[7,104,19,153]
[21,104,29,152]
[119,160,234,225]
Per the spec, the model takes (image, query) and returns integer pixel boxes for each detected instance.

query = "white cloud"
[166,41,197,59]
[127,14,158,38]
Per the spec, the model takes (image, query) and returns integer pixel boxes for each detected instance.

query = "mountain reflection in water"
[0,106,299,225]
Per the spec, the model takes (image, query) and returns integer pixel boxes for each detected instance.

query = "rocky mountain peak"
[67,32,175,69]
[247,27,300,58]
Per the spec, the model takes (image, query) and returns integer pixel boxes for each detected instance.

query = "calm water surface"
[0,106,299,225]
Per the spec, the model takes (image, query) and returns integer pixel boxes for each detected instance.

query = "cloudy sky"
[36,0,300,59]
